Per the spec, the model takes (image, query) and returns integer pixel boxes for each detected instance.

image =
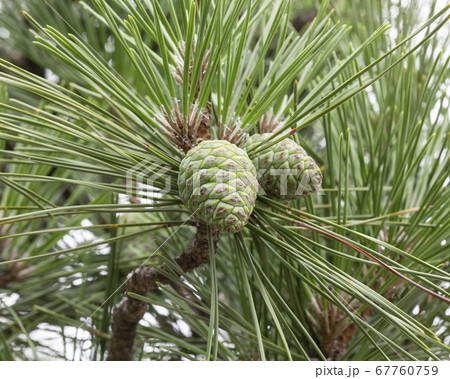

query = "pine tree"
[0,0,449,361]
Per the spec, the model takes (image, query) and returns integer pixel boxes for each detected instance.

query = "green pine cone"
[241,133,322,200]
[178,140,258,233]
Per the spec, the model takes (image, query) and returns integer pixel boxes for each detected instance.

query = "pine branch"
[107,221,220,361]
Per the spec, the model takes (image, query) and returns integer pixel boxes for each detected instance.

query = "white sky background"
[0,0,448,360]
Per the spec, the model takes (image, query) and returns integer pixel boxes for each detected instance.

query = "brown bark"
[309,270,404,360]
[0,51,46,78]
[0,225,31,287]
[292,10,317,31]
[107,221,220,361]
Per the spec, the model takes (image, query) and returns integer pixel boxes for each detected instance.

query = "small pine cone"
[178,140,258,233]
[241,133,322,200]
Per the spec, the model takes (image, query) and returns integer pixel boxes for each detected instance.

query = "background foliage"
[0,0,449,361]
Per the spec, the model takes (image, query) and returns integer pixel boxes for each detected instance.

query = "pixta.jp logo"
[126,160,174,200]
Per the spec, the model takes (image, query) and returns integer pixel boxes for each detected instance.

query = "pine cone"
[241,133,322,200]
[178,140,258,233]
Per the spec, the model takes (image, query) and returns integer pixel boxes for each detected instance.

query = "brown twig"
[157,101,208,153]
[257,109,285,134]
[294,219,450,304]
[172,42,210,101]
[217,118,246,145]
[0,225,32,287]
[107,221,220,361]
[157,41,212,153]
[292,10,317,31]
